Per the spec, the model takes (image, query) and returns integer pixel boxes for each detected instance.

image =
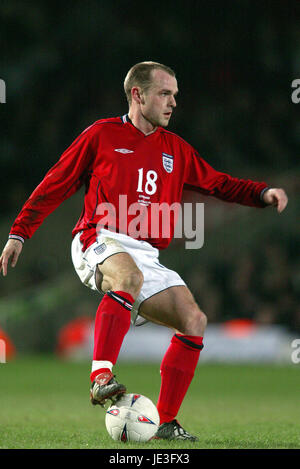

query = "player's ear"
[131,87,145,105]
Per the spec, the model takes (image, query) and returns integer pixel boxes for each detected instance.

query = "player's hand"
[262,188,288,213]
[0,239,23,276]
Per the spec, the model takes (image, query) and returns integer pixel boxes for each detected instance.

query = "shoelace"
[172,420,193,438]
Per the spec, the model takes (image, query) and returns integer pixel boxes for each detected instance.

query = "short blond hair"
[124,61,176,106]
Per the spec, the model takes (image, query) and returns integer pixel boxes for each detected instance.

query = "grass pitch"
[0,356,299,449]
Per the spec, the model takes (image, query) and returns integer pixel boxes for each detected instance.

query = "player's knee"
[183,306,207,336]
[198,310,207,331]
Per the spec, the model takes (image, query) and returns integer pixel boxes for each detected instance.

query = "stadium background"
[0,0,299,359]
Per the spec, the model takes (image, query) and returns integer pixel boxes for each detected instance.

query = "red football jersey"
[9,115,268,250]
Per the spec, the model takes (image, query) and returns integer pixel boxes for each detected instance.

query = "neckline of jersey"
[122,114,161,137]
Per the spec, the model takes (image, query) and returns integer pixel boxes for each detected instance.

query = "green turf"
[0,356,299,449]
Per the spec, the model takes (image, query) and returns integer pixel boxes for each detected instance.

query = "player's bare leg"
[139,286,207,441]
[139,285,207,335]
[90,252,144,406]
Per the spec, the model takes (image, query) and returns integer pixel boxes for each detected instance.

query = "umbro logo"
[114,148,134,154]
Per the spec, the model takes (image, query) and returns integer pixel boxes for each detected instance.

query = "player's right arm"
[1,123,98,276]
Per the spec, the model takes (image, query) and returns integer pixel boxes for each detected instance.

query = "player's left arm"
[184,149,288,211]
[261,187,288,213]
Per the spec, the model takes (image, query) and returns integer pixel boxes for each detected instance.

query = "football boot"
[90,370,126,407]
[153,419,198,441]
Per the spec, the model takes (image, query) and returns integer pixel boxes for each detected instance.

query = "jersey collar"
[121,114,129,124]
[121,113,161,137]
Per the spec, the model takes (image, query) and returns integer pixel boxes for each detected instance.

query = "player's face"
[141,70,178,128]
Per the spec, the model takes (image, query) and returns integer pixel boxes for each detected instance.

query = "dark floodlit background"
[0,0,299,354]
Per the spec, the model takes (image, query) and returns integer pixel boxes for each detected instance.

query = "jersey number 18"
[136,168,158,195]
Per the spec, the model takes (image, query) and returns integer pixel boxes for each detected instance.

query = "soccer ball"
[105,393,160,442]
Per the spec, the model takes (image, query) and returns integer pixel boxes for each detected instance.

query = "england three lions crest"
[162,153,174,173]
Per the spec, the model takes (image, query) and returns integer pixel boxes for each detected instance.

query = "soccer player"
[0,62,288,441]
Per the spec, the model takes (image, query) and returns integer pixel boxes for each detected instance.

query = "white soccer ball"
[105,393,160,442]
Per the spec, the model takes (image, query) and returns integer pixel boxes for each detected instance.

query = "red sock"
[157,334,203,424]
[90,290,134,382]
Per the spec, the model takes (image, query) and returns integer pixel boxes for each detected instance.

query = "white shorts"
[71,228,186,324]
